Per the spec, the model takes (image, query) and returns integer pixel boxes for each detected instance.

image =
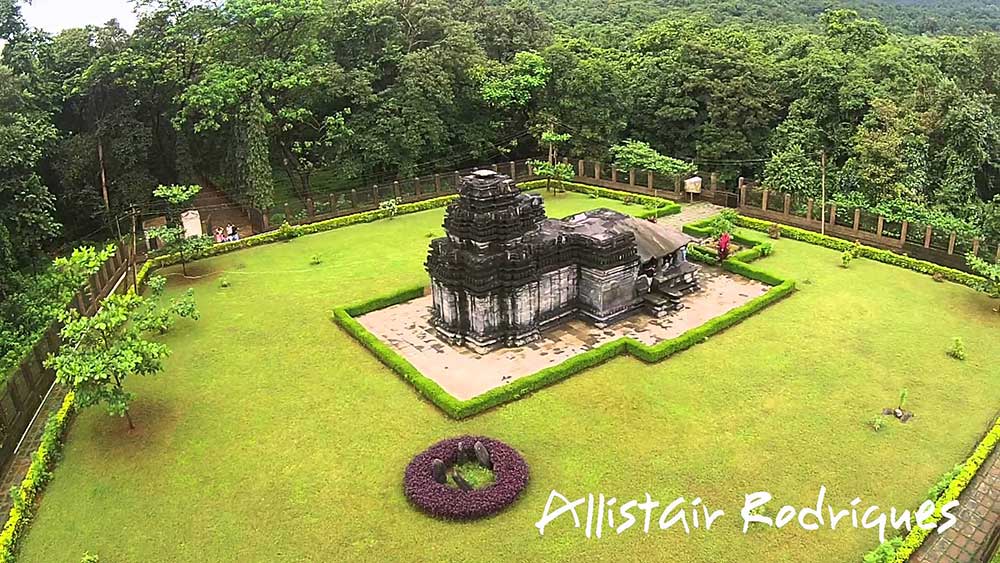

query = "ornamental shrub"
[404,436,529,520]
[946,337,967,360]
[842,251,853,268]
[869,415,887,432]
[926,463,964,501]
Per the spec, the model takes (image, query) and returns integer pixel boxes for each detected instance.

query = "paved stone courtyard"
[913,442,1000,563]
[358,267,769,400]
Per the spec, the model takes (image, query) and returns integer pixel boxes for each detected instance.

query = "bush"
[517,180,682,218]
[946,337,966,360]
[880,417,1000,562]
[733,215,986,289]
[334,279,796,419]
[309,255,323,266]
[219,277,231,288]
[277,221,302,240]
[0,393,76,563]
[926,464,964,502]
[768,223,781,239]
[841,251,853,268]
[404,436,529,520]
[869,415,887,432]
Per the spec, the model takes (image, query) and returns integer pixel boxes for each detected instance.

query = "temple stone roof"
[555,208,695,262]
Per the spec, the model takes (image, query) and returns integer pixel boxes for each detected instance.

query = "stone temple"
[425,169,700,352]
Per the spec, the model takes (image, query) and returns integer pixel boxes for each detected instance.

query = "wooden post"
[414,177,422,196]
[434,174,441,193]
[738,179,747,209]
[306,198,315,217]
[783,194,791,215]
[372,184,379,204]
[647,171,654,191]
[761,189,769,212]
[329,194,337,212]
[829,203,837,226]
[510,161,517,178]
[578,159,585,177]
[995,243,1000,261]
[900,221,908,243]
[284,203,292,220]
[876,216,884,238]
[490,163,498,172]
[629,169,636,187]
[924,226,932,249]
[454,171,460,191]
[710,172,719,193]
[89,274,101,305]
[611,166,618,184]
[594,161,601,179]
[947,233,957,255]
[393,181,401,200]
[674,176,682,195]
[971,238,980,256]
[7,375,21,410]
[807,199,814,221]
[350,189,358,208]
[853,209,861,232]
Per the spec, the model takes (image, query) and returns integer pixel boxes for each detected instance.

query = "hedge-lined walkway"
[913,446,1000,563]
[0,386,69,517]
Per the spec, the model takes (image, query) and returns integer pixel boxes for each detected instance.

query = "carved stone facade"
[426,169,699,352]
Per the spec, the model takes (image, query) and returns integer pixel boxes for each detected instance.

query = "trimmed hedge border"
[404,436,529,520]
[0,259,155,563]
[151,195,459,269]
[150,180,681,270]
[869,416,1000,563]
[684,211,997,563]
[717,214,986,290]
[333,242,795,419]
[0,392,76,563]
[518,179,683,219]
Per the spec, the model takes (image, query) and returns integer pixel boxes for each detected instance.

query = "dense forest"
[2,0,1000,371]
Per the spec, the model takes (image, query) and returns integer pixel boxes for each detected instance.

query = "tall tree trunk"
[98,139,111,213]
[124,408,135,431]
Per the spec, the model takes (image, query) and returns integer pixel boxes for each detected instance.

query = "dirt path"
[195,179,255,237]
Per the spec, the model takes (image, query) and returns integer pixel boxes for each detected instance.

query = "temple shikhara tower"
[426,169,699,352]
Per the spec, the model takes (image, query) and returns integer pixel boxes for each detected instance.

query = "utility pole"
[820,149,827,236]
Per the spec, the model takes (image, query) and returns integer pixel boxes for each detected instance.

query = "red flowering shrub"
[404,436,529,520]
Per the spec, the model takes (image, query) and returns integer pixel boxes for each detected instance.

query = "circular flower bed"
[404,435,529,520]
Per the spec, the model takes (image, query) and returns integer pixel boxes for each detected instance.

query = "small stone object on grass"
[452,470,473,491]
[431,458,447,484]
[457,441,468,464]
[474,441,492,469]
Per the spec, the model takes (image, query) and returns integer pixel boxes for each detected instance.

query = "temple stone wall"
[538,266,578,323]
[578,263,640,325]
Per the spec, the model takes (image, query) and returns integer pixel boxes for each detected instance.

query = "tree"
[610,140,695,177]
[966,252,1000,312]
[764,144,821,198]
[529,160,574,193]
[148,184,211,276]
[476,51,550,110]
[0,64,61,293]
[45,277,198,430]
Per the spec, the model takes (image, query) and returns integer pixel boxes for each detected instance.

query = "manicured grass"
[17,195,1000,563]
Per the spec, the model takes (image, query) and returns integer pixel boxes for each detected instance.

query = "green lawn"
[19,191,1000,563]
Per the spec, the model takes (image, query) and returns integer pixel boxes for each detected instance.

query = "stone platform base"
[356,267,769,401]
